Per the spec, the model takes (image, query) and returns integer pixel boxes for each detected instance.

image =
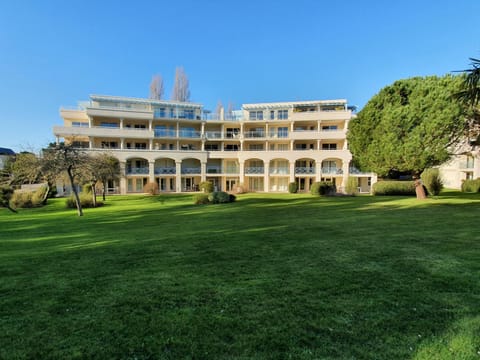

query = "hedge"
[311,181,336,196]
[461,178,480,193]
[372,181,416,196]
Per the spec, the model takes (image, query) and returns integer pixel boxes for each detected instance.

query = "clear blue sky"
[1,0,479,152]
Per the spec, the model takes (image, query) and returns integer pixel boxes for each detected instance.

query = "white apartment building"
[54,95,376,194]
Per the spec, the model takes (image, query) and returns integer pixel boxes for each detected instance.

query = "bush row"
[66,193,103,208]
[193,191,236,205]
[461,178,480,193]
[372,181,416,196]
[310,181,337,196]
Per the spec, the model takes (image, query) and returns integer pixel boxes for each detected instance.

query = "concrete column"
[149,139,153,150]
[341,160,350,191]
[201,162,207,182]
[289,161,295,183]
[149,161,155,183]
[89,138,94,149]
[239,161,245,185]
[175,161,182,192]
[316,160,322,182]
[120,138,125,150]
[148,119,152,131]
[120,118,124,129]
[264,161,270,192]
[119,162,127,194]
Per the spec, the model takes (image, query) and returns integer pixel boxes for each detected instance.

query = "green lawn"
[1,192,480,359]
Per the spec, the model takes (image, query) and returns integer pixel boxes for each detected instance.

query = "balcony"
[155,167,176,175]
[126,167,149,175]
[269,168,289,175]
[179,130,201,138]
[154,110,200,120]
[321,168,342,175]
[290,109,350,122]
[53,125,154,139]
[245,167,265,174]
[244,131,266,139]
[181,167,201,174]
[295,167,315,174]
[290,129,346,140]
[87,105,153,120]
[154,129,176,138]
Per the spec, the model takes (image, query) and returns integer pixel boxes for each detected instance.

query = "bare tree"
[215,100,224,119]
[82,153,120,202]
[171,66,191,102]
[41,143,87,216]
[149,74,164,100]
[227,101,235,119]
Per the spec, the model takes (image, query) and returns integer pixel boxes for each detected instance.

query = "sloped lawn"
[1,192,479,359]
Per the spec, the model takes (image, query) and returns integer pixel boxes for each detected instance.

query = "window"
[135,143,147,150]
[205,144,219,151]
[134,124,146,129]
[224,144,239,151]
[249,144,264,150]
[270,110,275,120]
[322,143,337,150]
[295,143,307,150]
[278,127,288,138]
[278,110,288,119]
[278,143,289,151]
[322,125,338,131]
[249,111,264,120]
[100,122,119,128]
[72,122,88,127]
[101,141,118,149]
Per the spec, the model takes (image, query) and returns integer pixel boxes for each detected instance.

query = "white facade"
[439,150,479,189]
[54,95,376,194]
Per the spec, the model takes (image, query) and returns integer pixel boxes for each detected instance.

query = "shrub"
[234,183,246,194]
[288,182,298,193]
[421,168,443,196]
[461,178,480,193]
[229,194,237,202]
[345,177,359,196]
[143,182,159,195]
[372,181,416,196]
[9,186,48,208]
[82,183,92,194]
[193,193,209,205]
[66,193,103,209]
[199,181,214,193]
[208,191,233,204]
[311,181,336,196]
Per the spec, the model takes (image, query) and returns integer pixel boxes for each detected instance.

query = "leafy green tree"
[456,57,480,143]
[348,75,466,177]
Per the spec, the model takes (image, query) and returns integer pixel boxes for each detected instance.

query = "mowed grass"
[1,192,480,359]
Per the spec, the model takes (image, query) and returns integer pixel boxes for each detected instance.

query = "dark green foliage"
[372,181,416,196]
[193,193,209,205]
[345,177,359,195]
[348,75,466,176]
[208,191,232,204]
[288,182,298,193]
[461,178,480,192]
[66,194,103,208]
[0,185,16,212]
[199,181,214,193]
[420,168,444,196]
[311,181,336,196]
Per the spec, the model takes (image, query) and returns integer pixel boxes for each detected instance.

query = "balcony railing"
[295,167,315,174]
[179,130,201,138]
[155,167,176,174]
[269,168,289,175]
[154,110,199,120]
[321,168,342,175]
[245,167,265,174]
[126,167,149,175]
[181,167,201,174]
[154,130,176,137]
[244,131,265,138]
[206,166,221,174]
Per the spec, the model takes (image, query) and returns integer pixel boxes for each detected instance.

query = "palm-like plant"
[457,58,480,107]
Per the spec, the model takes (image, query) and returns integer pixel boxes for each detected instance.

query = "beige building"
[54,95,376,194]
[439,149,479,189]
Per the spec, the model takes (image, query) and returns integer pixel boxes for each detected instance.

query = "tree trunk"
[5,205,17,213]
[102,180,106,201]
[414,179,427,199]
[91,181,97,207]
[67,166,83,216]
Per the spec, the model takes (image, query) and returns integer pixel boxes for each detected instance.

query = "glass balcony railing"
[155,167,176,174]
[245,167,264,174]
[126,167,149,175]
[295,167,315,174]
